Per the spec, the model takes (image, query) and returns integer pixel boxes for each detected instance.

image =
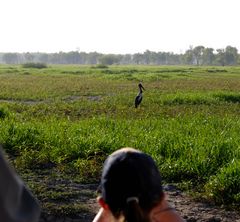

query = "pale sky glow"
[1,0,240,54]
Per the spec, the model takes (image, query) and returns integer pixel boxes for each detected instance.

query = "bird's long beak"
[141,85,145,90]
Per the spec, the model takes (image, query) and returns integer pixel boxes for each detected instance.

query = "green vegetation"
[22,62,48,69]
[0,64,240,209]
[1,45,239,66]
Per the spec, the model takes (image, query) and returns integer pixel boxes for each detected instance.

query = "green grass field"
[0,64,240,207]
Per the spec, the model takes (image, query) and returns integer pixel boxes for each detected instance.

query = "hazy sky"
[1,0,240,54]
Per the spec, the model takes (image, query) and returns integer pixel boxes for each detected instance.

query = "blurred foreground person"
[0,145,40,222]
[93,147,184,222]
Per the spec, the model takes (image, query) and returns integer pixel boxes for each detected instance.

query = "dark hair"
[99,148,164,222]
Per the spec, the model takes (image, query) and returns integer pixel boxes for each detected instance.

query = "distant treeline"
[0,45,239,66]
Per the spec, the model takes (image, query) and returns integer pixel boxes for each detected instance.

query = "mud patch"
[21,170,240,222]
[87,96,102,101]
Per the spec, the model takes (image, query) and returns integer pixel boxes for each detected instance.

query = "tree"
[193,46,205,65]
[156,52,167,65]
[202,48,214,65]
[24,52,34,62]
[132,53,143,64]
[3,53,19,64]
[120,54,132,64]
[143,50,152,64]
[39,53,49,64]
[0,46,240,66]
[216,49,226,66]
[98,54,120,65]
[183,47,194,65]
[65,51,81,64]
[86,52,100,64]
[225,46,238,65]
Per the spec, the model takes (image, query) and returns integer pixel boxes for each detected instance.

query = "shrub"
[22,62,47,69]
[0,107,9,119]
[91,64,108,69]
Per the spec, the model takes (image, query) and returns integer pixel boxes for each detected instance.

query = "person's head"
[98,147,164,222]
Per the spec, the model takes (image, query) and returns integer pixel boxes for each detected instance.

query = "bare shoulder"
[150,196,185,222]
[151,209,185,222]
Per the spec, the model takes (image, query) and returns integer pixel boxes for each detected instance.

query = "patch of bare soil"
[165,185,240,222]
[22,171,240,222]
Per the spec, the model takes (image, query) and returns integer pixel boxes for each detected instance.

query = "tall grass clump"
[151,116,239,184]
[22,62,47,69]
[0,118,123,174]
[214,92,240,103]
[162,92,217,105]
[204,160,240,205]
[1,111,240,188]
[0,107,10,119]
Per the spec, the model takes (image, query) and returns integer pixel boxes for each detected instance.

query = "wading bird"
[135,83,145,108]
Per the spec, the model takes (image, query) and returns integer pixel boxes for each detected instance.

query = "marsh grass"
[0,64,240,207]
